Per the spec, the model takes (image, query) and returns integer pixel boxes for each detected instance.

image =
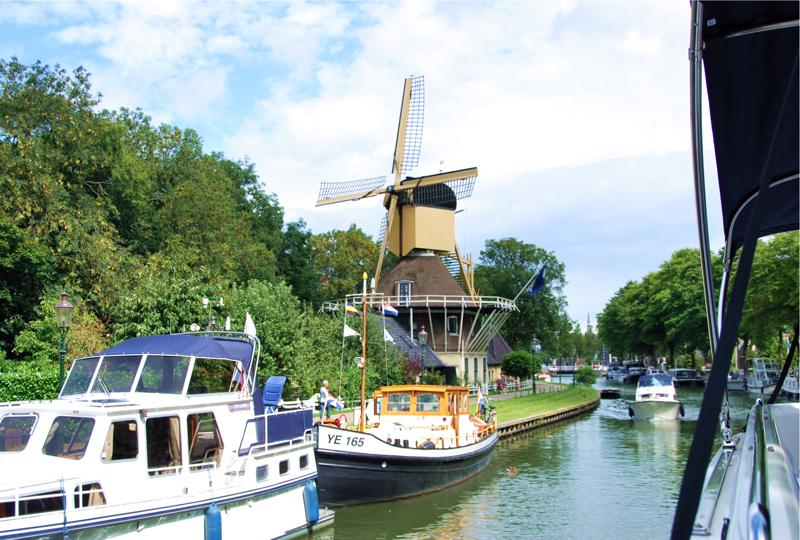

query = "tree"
[574,365,596,385]
[502,350,539,380]
[310,225,379,300]
[278,219,322,306]
[475,238,570,355]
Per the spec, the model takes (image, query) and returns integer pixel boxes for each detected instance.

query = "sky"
[2,0,725,330]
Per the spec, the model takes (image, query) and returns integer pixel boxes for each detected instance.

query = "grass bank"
[493,385,599,424]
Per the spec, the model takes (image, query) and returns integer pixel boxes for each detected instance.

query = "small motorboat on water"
[0,331,332,540]
[315,383,498,506]
[668,368,705,388]
[726,369,747,391]
[746,358,780,396]
[629,374,684,421]
[780,369,800,401]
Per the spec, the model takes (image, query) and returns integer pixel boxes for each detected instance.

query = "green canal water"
[318,378,759,540]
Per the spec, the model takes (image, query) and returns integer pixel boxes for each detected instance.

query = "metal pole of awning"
[689,0,720,357]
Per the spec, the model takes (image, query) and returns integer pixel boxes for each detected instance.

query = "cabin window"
[61,357,100,396]
[279,459,289,475]
[74,483,106,508]
[18,490,63,516]
[0,414,37,452]
[397,280,412,307]
[386,393,411,412]
[300,454,309,469]
[91,355,141,393]
[447,316,459,336]
[146,416,181,476]
[415,393,440,413]
[137,355,190,394]
[256,465,268,482]
[42,416,95,460]
[101,420,138,462]
[188,357,240,394]
[187,412,223,471]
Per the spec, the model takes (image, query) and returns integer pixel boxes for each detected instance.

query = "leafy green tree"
[575,365,596,385]
[502,350,539,380]
[475,237,569,355]
[310,225,379,300]
[279,219,322,305]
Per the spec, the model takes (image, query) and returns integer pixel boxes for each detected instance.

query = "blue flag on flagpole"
[527,263,548,296]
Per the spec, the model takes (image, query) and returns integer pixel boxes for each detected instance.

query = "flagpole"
[513,266,540,303]
[339,305,347,399]
[359,272,368,432]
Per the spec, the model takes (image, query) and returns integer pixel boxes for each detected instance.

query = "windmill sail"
[393,75,424,175]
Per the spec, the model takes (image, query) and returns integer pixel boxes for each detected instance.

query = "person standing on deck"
[320,380,331,419]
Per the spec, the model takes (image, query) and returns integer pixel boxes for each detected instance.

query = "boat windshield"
[91,355,142,393]
[136,355,190,394]
[62,357,101,396]
[638,374,672,388]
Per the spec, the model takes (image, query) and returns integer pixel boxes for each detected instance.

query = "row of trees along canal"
[597,235,798,368]
[0,58,592,403]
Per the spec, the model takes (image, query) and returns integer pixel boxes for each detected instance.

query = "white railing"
[324,293,517,313]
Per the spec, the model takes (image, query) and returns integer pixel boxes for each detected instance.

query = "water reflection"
[327,380,760,539]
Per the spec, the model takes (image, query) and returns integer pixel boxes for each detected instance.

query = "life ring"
[335,414,348,429]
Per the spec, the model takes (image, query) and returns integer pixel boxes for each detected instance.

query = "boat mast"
[359,272,368,432]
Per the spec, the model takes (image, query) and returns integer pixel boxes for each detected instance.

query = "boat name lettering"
[228,403,251,412]
[327,433,364,447]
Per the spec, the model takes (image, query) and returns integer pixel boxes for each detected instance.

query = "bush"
[0,361,60,401]
[575,365,596,385]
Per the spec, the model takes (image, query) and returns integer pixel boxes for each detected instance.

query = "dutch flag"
[381,302,399,317]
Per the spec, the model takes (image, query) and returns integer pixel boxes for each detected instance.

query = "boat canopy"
[701,1,798,251]
[101,334,255,374]
[637,374,673,388]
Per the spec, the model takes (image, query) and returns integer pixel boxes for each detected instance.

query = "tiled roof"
[382,316,446,368]
[487,334,513,366]
[377,254,465,297]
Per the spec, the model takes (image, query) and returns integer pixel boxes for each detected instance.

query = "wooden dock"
[496,397,600,439]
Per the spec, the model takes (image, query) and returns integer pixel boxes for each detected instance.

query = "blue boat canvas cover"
[100,334,255,375]
[701,1,799,249]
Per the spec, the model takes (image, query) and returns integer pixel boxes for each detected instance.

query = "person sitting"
[320,380,346,420]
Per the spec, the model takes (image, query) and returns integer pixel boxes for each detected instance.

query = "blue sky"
[2,1,725,330]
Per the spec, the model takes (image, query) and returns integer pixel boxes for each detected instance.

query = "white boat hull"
[630,400,682,421]
[747,383,776,396]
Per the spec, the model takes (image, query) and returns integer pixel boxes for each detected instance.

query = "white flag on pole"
[224,316,231,331]
[244,313,257,337]
[383,328,395,343]
[343,324,360,338]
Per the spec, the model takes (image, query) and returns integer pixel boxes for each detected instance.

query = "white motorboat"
[671,3,798,539]
[0,331,333,539]
[606,365,626,383]
[745,358,779,396]
[726,369,747,391]
[780,369,799,400]
[629,374,684,421]
[668,368,705,388]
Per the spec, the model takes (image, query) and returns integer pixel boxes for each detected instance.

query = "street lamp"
[54,292,74,388]
[203,297,224,330]
[418,326,428,383]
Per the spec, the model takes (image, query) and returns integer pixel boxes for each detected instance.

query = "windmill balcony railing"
[323,294,517,313]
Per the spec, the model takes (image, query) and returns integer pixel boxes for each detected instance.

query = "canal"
[321,378,758,539]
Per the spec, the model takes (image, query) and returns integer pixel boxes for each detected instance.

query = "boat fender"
[205,503,222,540]
[628,407,634,418]
[303,480,320,524]
[421,440,436,450]
[679,403,685,417]
[335,414,348,429]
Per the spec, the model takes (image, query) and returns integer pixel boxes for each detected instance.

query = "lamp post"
[418,326,428,383]
[54,292,74,388]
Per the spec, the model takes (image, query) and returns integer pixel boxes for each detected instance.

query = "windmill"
[316,76,478,295]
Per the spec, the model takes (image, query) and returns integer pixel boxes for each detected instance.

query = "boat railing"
[237,408,314,457]
[749,399,770,539]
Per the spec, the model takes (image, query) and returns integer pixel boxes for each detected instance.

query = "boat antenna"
[359,272,368,432]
